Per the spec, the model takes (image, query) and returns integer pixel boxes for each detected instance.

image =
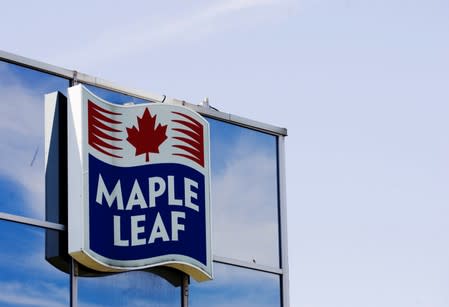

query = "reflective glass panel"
[207,118,280,267]
[190,262,281,307]
[84,84,152,105]
[0,61,69,220]
[0,220,69,306]
[78,271,180,306]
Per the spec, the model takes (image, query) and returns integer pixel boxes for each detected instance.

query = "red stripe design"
[171,112,204,167]
[88,100,123,158]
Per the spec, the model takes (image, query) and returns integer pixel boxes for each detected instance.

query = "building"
[0,50,289,307]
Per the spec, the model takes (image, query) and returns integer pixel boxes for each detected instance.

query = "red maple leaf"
[126,108,168,162]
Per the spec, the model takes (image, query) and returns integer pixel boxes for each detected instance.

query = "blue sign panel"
[66,85,212,281]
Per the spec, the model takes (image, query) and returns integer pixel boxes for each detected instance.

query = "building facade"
[0,50,288,307]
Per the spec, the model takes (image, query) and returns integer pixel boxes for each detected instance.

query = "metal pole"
[181,274,189,307]
[70,258,78,307]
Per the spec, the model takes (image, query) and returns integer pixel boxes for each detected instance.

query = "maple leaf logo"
[126,108,168,162]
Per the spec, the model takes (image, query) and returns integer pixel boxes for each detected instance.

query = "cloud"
[77,302,105,307]
[201,0,280,16]
[0,72,46,218]
[49,0,283,67]
[0,224,67,283]
[193,300,275,307]
[191,263,279,307]
[211,133,279,267]
[77,271,179,307]
[0,281,68,307]
[205,261,276,287]
[116,298,177,307]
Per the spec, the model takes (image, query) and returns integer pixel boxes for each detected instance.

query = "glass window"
[208,118,280,267]
[0,56,286,306]
[0,220,69,306]
[78,270,180,307]
[190,262,281,307]
[0,60,69,220]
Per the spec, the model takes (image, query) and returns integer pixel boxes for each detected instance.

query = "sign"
[66,85,212,281]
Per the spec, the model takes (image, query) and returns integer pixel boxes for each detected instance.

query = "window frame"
[0,49,289,307]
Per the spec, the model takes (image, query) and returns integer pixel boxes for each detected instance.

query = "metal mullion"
[0,211,65,231]
[213,256,283,275]
[0,49,287,137]
[0,49,73,79]
[277,136,290,307]
[166,98,288,136]
[74,72,165,103]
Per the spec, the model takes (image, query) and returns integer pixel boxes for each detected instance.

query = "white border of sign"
[67,85,212,282]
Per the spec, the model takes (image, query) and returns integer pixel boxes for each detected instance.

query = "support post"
[70,258,78,307]
[181,274,189,307]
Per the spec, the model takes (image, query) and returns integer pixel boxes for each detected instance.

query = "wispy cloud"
[50,0,283,67]
[0,281,68,307]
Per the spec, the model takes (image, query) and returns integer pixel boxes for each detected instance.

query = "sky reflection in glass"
[79,270,180,307]
[190,262,281,307]
[0,220,69,307]
[208,118,280,267]
[84,84,152,105]
[0,61,68,220]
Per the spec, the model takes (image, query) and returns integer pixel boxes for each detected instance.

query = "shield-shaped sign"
[67,85,212,281]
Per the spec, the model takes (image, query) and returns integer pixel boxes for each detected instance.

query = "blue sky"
[1,0,449,306]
